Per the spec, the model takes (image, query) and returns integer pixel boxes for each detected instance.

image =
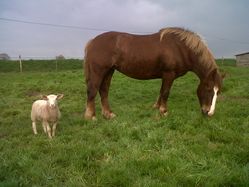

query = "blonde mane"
[160,27,217,71]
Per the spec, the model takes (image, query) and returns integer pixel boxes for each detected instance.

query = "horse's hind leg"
[99,69,115,119]
[84,69,104,120]
[85,82,98,120]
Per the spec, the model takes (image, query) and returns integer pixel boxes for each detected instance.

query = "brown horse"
[84,27,223,120]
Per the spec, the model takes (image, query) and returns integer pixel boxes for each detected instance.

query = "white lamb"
[31,94,64,138]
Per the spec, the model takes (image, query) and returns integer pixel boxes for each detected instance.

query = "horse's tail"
[84,39,93,84]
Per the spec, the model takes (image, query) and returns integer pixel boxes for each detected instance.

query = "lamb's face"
[47,95,58,108]
[43,94,64,108]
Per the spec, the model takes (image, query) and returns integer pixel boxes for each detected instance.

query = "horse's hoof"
[103,112,116,119]
[153,103,160,109]
[159,106,168,117]
[159,111,168,117]
[162,112,168,117]
[85,114,97,121]
[109,113,116,119]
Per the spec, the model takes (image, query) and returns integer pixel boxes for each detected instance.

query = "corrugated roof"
[235,52,249,56]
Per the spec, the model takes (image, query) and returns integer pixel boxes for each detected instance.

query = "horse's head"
[197,69,223,116]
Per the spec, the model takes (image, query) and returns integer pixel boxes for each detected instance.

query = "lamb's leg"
[52,122,57,137]
[42,122,47,134]
[44,122,52,139]
[32,121,37,135]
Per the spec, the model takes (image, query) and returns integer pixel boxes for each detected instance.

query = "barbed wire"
[0,17,152,34]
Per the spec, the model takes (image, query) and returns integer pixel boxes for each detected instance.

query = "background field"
[0,59,248,186]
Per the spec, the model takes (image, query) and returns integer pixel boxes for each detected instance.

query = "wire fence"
[0,58,83,73]
[0,58,237,73]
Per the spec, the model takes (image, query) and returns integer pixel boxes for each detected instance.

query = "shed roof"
[235,52,249,56]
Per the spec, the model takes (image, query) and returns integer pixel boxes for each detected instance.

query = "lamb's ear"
[56,94,64,100]
[42,95,48,100]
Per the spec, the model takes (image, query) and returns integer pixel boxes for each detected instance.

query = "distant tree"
[0,53,10,60]
[56,55,65,60]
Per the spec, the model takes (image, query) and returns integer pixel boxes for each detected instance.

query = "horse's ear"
[209,69,217,79]
[221,72,226,80]
[218,68,226,80]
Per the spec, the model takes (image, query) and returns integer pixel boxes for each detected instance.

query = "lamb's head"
[42,94,64,108]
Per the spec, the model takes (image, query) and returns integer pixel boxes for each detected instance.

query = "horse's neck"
[192,59,217,80]
[192,66,209,80]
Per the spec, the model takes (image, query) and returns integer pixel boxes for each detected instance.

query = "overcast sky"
[0,0,249,59]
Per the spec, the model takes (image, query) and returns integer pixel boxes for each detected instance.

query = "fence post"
[19,55,22,73]
[55,59,58,72]
[222,56,224,66]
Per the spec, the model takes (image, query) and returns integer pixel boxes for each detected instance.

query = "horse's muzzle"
[202,109,209,116]
[202,108,214,117]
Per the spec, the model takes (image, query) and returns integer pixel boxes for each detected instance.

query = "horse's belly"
[116,65,161,80]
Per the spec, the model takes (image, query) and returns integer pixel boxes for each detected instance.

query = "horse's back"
[85,31,191,79]
[87,31,161,58]
[85,31,167,79]
[86,31,119,57]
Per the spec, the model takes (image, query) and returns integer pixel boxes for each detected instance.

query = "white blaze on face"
[208,87,219,116]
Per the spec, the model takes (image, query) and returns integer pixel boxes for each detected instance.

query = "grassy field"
[0,59,248,186]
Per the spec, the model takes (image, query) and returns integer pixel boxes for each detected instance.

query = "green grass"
[0,60,248,186]
[216,58,236,66]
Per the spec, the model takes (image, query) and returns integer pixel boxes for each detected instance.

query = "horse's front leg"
[153,96,161,109]
[155,72,175,116]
